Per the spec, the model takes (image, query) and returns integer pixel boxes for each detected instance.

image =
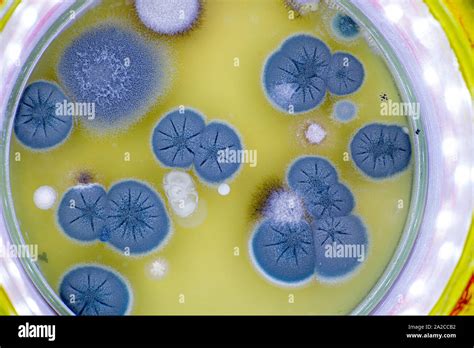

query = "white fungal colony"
[135,0,201,35]
[33,185,57,210]
[305,122,327,144]
[163,171,198,218]
[147,258,168,280]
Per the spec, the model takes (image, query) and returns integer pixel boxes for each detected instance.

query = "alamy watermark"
[18,322,55,342]
[380,98,420,119]
[217,148,258,168]
[0,244,38,262]
[55,100,96,120]
[324,242,366,262]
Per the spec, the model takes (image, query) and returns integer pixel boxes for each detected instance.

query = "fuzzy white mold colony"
[305,122,326,144]
[147,258,168,280]
[163,171,198,218]
[135,0,200,35]
[264,190,306,225]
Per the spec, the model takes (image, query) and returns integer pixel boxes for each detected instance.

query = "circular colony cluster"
[152,108,243,185]
[350,123,412,179]
[331,13,360,41]
[312,215,367,279]
[135,0,201,35]
[13,24,169,150]
[14,81,73,150]
[250,156,369,285]
[57,180,171,255]
[263,34,365,114]
[58,25,167,132]
[288,157,355,219]
[59,265,132,316]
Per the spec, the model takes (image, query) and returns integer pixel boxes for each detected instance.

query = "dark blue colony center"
[152,109,206,168]
[193,122,243,184]
[14,81,73,150]
[332,13,361,40]
[58,25,166,131]
[57,184,107,242]
[263,34,365,114]
[151,108,243,184]
[251,31,412,286]
[59,265,131,315]
[57,180,171,255]
[350,124,412,179]
[250,156,370,284]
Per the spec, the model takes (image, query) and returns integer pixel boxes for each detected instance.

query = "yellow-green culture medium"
[9,0,413,314]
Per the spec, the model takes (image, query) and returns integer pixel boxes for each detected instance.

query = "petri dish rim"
[0,0,427,315]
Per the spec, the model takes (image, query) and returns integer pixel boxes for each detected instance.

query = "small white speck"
[147,258,168,280]
[218,183,230,196]
[33,186,57,210]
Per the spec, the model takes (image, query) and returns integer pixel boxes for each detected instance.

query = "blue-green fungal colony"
[12,2,412,315]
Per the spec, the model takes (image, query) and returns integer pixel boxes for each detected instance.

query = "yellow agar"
[9,0,413,314]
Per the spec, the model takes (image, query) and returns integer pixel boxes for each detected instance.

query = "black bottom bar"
[0,315,472,346]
